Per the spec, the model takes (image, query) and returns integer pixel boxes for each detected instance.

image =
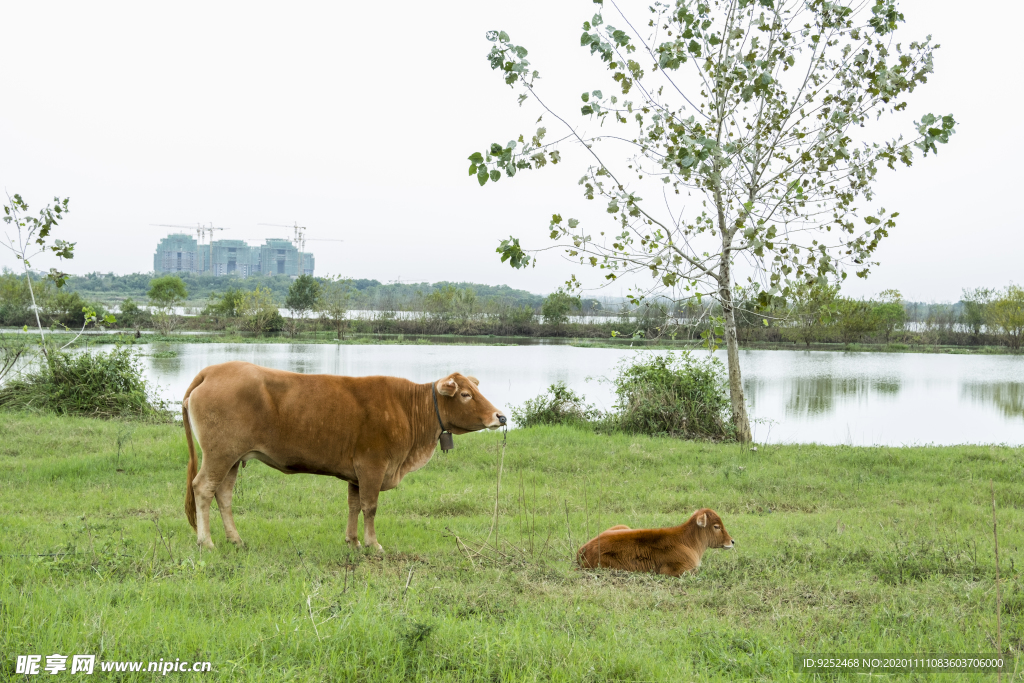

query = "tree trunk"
[718,258,753,442]
[22,270,50,364]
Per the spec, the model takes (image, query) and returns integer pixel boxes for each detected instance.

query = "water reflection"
[961,382,1024,421]
[745,375,904,417]
[785,377,903,417]
[129,345,1023,445]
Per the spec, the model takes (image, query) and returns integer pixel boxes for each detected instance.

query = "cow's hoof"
[367,543,383,553]
[346,539,362,550]
[229,538,245,548]
[198,540,216,550]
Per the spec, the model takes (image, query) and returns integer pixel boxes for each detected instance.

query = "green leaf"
[468,152,483,163]
[499,30,510,42]
[489,169,501,183]
[477,169,489,186]
[497,236,531,269]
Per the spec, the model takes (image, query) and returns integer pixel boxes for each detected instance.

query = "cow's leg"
[345,482,362,549]
[214,462,243,546]
[355,469,386,551]
[192,458,234,550]
[658,562,691,577]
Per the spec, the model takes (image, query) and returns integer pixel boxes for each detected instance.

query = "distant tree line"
[3,269,1022,350]
[0,270,115,329]
[60,271,549,311]
[728,285,1024,350]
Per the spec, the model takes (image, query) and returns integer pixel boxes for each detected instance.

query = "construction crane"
[258,222,343,253]
[151,223,228,273]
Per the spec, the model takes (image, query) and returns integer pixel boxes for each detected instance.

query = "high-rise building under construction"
[153,234,202,274]
[209,239,261,276]
[153,235,314,277]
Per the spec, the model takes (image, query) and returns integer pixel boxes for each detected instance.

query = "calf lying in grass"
[577,508,735,576]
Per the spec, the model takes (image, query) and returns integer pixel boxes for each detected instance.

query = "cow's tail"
[182,373,205,532]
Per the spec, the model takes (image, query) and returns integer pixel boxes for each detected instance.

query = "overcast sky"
[1,1,1019,302]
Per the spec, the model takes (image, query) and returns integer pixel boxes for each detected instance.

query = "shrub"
[148,275,188,334]
[45,290,90,327]
[0,270,37,325]
[240,286,281,336]
[612,352,733,439]
[286,275,322,319]
[511,382,601,428]
[117,297,149,331]
[320,277,355,340]
[834,298,875,343]
[0,344,165,418]
[147,275,188,308]
[541,290,577,329]
[987,285,1024,350]
[202,288,245,317]
[0,301,31,326]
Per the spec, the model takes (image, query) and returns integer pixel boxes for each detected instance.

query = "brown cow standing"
[182,362,506,550]
[577,508,735,576]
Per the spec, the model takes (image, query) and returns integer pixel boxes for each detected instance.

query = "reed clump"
[0,344,164,419]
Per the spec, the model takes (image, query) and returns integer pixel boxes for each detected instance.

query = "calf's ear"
[466,375,480,386]
[695,512,708,528]
[437,378,458,397]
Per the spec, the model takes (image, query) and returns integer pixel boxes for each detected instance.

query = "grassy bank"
[2,415,1022,680]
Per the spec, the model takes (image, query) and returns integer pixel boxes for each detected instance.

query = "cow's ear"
[466,375,480,386]
[695,512,707,528]
[436,378,458,397]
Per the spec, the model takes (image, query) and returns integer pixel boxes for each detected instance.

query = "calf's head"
[691,508,735,549]
[435,373,507,433]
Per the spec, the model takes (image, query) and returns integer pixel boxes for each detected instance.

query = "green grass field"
[1,413,1022,681]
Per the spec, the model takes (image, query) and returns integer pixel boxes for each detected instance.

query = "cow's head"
[435,373,507,434]
[692,508,735,549]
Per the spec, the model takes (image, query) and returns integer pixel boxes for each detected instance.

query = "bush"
[117,297,150,331]
[266,310,285,333]
[202,288,245,317]
[987,285,1024,350]
[0,301,31,326]
[45,290,90,327]
[239,286,281,336]
[0,270,36,326]
[541,290,577,329]
[0,345,164,418]
[511,382,601,428]
[611,352,733,439]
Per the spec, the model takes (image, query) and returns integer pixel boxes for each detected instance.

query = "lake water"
[139,343,1024,446]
